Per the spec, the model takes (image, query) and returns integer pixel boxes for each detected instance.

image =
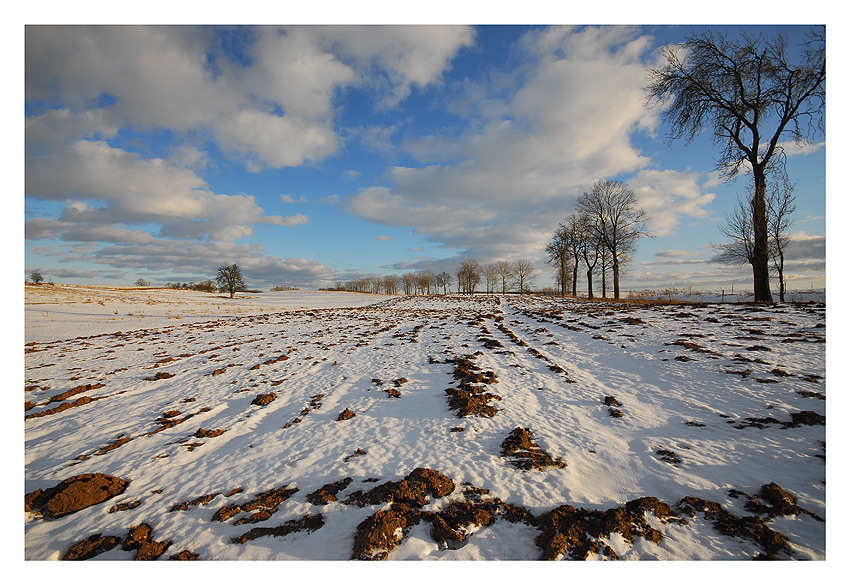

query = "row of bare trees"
[344,270,454,296]
[547,179,650,300]
[343,258,540,296]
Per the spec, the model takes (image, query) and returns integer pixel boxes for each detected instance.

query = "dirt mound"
[168,550,199,560]
[352,503,422,560]
[232,514,325,544]
[428,499,495,547]
[26,473,128,519]
[212,484,299,524]
[345,468,455,508]
[307,478,353,505]
[500,427,566,470]
[194,428,226,438]
[63,522,172,560]
[25,395,105,420]
[62,534,122,560]
[337,408,355,421]
[536,497,679,560]
[251,392,277,406]
[678,496,791,558]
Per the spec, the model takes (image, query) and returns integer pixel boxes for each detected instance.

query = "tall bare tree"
[512,259,537,294]
[576,179,649,300]
[577,215,601,299]
[436,271,453,295]
[546,223,574,297]
[484,264,500,294]
[768,172,797,302]
[646,28,825,302]
[457,259,482,294]
[495,260,513,294]
[713,170,797,301]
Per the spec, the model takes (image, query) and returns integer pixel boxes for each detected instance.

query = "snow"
[23,285,829,569]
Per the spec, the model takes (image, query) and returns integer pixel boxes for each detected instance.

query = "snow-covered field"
[24,285,827,564]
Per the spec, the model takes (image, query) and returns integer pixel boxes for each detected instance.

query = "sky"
[21,7,832,294]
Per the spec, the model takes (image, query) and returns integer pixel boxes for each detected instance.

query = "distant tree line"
[340,259,540,296]
[546,179,650,300]
[163,280,217,292]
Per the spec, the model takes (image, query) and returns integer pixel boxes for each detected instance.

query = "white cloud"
[26,25,475,171]
[627,169,716,237]
[26,139,299,243]
[281,195,308,203]
[345,26,675,258]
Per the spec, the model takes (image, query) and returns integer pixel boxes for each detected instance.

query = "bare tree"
[495,260,513,294]
[30,270,44,284]
[416,270,435,295]
[546,223,574,297]
[577,214,601,298]
[383,274,401,295]
[768,172,797,302]
[576,179,649,300]
[402,273,417,295]
[457,259,482,295]
[484,264,500,294]
[216,263,246,298]
[646,28,825,302]
[436,271,453,295]
[713,170,797,301]
[512,259,537,294]
[135,278,150,287]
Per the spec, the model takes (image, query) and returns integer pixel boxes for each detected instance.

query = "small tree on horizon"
[216,263,247,299]
[30,270,44,284]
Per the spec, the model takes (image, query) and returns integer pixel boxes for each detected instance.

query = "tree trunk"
[586,269,594,299]
[778,251,786,302]
[613,257,620,300]
[751,168,774,303]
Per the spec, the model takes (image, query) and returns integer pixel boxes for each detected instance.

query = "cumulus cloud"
[26,139,297,242]
[25,25,476,285]
[627,169,716,236]
[344,26,711,260]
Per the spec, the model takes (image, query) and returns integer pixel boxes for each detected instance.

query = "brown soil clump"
[428,499,495,547]
[337,408,356,421]
[47,383,106,403]
[678,496,791,558]
[743,483,822,520]
[212,484,299,523]
[655,448,682,464]
[96,435,133,455]
[232,514,325,544]
[307,478,354,505]
[501,427,566,471]
[343,448,366,462]
[108,500,141,513]
[251,392,277,406]
[194,428,226,438]
[345,468,455,508]
[62,534,122,560]
[25,395,105,420]
[536,497,679,560]
[26,473,128,519]
[168,550,199,560]
[352,503,422,560]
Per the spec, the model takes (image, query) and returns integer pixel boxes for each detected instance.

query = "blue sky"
[23,15,828,293]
